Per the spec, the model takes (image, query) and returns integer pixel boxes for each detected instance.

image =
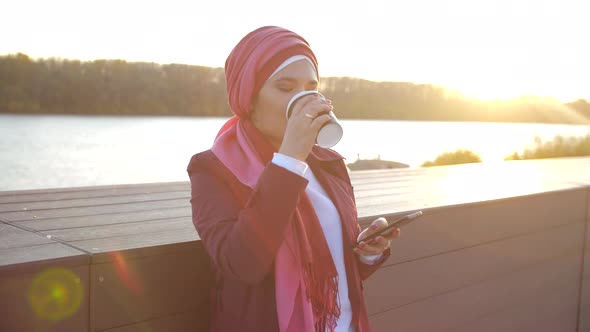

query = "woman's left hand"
[353,217,400,256]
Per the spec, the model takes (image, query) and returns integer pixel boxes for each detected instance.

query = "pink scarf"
[212,26,340,331]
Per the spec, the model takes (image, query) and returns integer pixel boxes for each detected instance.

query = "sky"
[2,0,588,102]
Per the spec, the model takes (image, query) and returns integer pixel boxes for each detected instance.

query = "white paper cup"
[285,90,344,148]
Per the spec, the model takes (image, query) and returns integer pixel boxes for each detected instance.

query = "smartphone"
[352,211,423,249]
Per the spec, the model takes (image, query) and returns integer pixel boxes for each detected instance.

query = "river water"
[1,114,589,191]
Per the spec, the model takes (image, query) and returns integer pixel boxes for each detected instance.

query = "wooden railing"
[1,157,589,332]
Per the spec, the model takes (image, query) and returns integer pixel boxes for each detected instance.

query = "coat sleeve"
[188,156,308,285]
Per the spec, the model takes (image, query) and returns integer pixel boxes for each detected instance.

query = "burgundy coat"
[187,146,390,332]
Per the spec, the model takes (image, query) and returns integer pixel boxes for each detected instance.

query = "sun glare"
[435,161,547,204]
[1,0,588,102]
[448,79,585,103]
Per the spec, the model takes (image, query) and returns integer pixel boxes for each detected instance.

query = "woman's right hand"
[278,94,333,161]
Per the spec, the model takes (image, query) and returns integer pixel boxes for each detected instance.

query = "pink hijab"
[212,26,340,332]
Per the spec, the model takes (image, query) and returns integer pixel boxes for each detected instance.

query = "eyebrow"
[273,77,318,85]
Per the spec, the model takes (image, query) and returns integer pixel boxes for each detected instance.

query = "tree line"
[1,53,589,124]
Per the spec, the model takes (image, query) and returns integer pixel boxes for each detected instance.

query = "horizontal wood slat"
[364,222,584,315]
[71,226,199,257]
[0,191,189,213]
[0,223,53,249]
[0,199,188,222]
[0,243,88,275]
[368,253,582,332]
[373,188,587,267]
[90,248,211,331]
[44,217,193,242]
[13,207,191,231]
[97,312,205,332]
[0,222,89,272]
[449,283,580,332]
[0,182,188,198]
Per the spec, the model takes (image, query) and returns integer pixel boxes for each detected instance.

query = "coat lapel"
[307,147,359,244]
[307,147,367,331]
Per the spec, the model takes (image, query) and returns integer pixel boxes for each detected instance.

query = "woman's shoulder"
[309,145,345,162]
[308,146,350,181]
[187,149,219,174]
[186,150,248,200]
[186,150,247,194]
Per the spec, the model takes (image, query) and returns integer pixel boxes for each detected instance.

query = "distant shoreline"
[2,53,589,125]
[2,111,590,126]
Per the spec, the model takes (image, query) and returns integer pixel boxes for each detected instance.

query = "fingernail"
[359,242,367,248]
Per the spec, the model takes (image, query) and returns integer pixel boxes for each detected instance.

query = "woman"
[187,26,400,332]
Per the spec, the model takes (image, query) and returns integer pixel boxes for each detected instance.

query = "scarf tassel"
[303,263,341,332]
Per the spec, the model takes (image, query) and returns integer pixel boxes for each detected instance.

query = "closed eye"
[277,85,293,92]
[273,77,318,92]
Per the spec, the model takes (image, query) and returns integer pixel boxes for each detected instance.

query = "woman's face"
[250,59,318,148]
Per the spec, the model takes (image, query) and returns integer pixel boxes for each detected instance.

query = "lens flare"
[27,267,83,321]
[109,251,144,296]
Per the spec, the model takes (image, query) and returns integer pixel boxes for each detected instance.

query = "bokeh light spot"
[28,267,83,322]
